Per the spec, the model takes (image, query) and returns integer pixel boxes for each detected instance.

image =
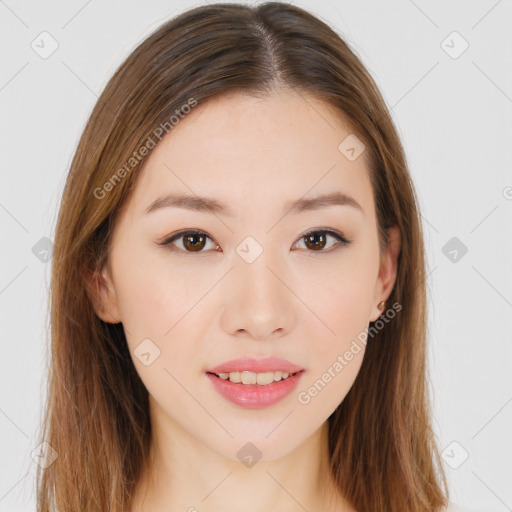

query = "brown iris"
[303,232,327,251]
[182,232,208,251]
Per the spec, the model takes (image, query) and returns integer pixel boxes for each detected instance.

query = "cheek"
[296,292,368,417]
[295,254,376,340]
[112,249,218,387]
[292,260,375,411]
[296,347,365,420]
[113,244,205,337]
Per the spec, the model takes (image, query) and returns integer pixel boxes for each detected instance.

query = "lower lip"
[206,371,305,409]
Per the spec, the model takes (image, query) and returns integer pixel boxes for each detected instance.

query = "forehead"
[123,90,374,221]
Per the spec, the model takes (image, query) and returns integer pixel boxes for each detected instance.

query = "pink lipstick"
[205,357,305,409]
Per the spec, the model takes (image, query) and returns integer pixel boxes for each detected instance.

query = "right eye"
[159,229,219,253]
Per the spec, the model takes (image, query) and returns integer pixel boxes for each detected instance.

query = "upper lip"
[207,357,304,374]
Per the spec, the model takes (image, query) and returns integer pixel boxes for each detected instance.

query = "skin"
[88,89,400,512]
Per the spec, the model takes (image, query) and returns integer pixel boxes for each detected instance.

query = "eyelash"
[158,228,352,255]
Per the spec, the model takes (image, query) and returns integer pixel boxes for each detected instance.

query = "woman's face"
[90,89,399,462]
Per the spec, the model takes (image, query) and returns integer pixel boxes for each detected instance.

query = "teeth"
[216,370,295,385]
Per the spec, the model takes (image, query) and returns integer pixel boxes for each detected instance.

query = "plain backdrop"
[0,1,511,511]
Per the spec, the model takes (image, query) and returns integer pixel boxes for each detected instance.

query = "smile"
[206,370,305,409]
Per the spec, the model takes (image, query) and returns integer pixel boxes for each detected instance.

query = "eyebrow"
[144,191,364,217]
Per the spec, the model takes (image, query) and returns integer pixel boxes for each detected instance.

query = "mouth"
[206,369,304,386]
[205,369,306,409]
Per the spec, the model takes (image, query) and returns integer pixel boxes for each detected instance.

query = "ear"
[370,225,401,322]
[84,261,122,324]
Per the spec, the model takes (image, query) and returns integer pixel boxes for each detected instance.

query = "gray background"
[0,1,511,510]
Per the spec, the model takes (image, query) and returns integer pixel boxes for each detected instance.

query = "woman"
[36,2,451,510]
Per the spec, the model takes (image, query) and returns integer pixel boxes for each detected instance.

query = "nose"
[219,250,295,341]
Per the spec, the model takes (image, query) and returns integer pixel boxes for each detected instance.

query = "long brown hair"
[36,2,449,510]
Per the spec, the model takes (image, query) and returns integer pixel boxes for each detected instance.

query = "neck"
[129,400,353,511]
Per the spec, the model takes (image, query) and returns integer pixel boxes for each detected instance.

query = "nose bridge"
[235,233,285,302]
[224,233,292,338]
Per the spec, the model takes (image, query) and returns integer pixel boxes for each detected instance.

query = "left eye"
[158,228,352,254]
[294,229,351,252]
